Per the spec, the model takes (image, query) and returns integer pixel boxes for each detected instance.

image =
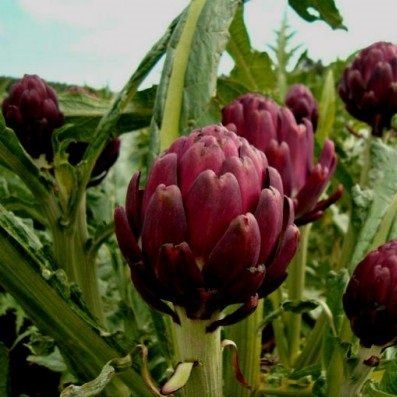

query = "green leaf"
[0,117,54,199]
[59,87,155,139]
[0,342,8,397]
[226,6,275,93]
[288,0,346,30]
[349,140,397,270]
[316,70,335,144]
[150,0,240,157]
[377,360,397,395]
[363,381,396,397]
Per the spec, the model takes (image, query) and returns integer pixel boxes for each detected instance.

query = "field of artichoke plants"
[2,1,397,396]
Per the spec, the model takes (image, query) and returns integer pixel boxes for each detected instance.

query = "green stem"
[339,346,382,397]
[52,194,105,325]
[287,224,311,364]
[224,300,263,397]
[294,312,326,369]
[159,0,207,151]
[326,319,353,397]
[270,290,290,366]
[172,306,222,397]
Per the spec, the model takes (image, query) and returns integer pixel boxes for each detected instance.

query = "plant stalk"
[224,300,263,397]
[270,290,290,366]
[339,346,382,397]
[51,193,105,325]
[172,306,222,397]
[287,224,311,364]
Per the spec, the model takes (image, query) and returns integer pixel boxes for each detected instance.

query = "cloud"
[18,0,188,61]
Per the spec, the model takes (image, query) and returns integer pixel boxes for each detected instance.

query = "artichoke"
[115,125,299,329]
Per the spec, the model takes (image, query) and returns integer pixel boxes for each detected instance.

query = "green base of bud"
[171,306,222,397]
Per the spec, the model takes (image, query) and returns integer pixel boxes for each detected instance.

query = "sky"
[1,0,397,91]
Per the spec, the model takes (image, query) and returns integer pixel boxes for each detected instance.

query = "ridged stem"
[172,307,222,397]
[326,319,353,396]
[287,224,311,364]
[339,346,382,397]
[52,194,105,325]
[270,290,290,366]
[224,300,264,397]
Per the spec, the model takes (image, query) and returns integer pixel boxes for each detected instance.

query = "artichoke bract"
[339,41,397,136]
[285,84,318,131]
[343,240,397,348]
[2,74,64,159]
[114,125,299,329]
[222,93,342,225]
[2,74,120,186]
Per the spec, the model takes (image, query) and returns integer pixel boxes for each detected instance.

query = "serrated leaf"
[150,0,240,155]
[349,140,397,269]
[59,87,155,140]
[288,0,346,30]
[61,361,116,397]
[227,6,275,93]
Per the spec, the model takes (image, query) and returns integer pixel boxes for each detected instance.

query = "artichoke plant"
[2,74,120,186]
[222,93,342,225]
[339,41,397,136]
[343,240,397,348]
[115,125,299,329]
[2,74,64,160]
[285,84,318,130]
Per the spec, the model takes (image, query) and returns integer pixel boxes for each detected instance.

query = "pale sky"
[1,0,397,90]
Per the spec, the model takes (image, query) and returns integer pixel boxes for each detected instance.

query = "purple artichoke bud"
[343,240,397,347]
[222,93,342,225]
[1,74,64,159]
[114,125,299,328]
[67,138,121,187]
[285,84,318,131]
[339,41,397,136]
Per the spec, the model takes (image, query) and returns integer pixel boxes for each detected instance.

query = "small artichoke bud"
[67,138,121,187]
[1,74,64,159]
[339,41,397,136]
[285,84,318,131]
[114,125,299,329]
[222,93,342,225]
[2,74,120,186]
[343,240,397,347]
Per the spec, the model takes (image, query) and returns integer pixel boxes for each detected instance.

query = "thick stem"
[326,319,353,396]
[224,300,263,397]
[287,224,311,364]
[51,194,105,325]
[270,290,290,367]
[172,307,222,397]
[339,346,382,397]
